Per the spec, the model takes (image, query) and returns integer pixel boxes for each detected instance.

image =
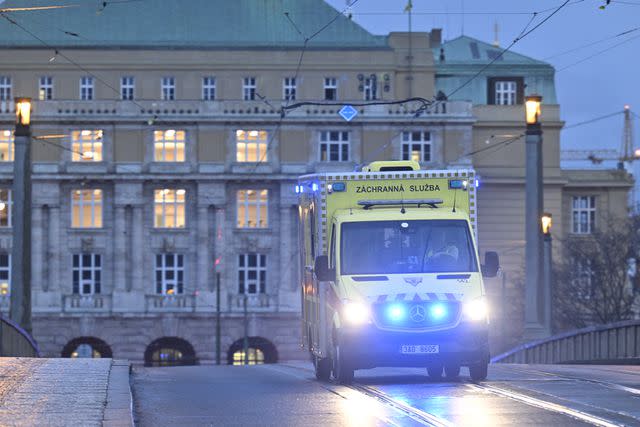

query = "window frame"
[0,189,12,228]
[153,189,186,229]
[202,76,216,101]
[319,131,350,162]
[235,129,268,163]
[155,253,184,295]
[238,254,267,294]
[0,130,14,162]
[401,131,432,163]
[0,76,12,101]
[153,129,186,162]
[71,189,103,229]
[71,130,103,162]
[324,77,337,101]
[0,253,10,296]
[283,77,296,101]
[571,195,596,234]
[236,189,269,229]
[487,77,524,105]
[363,76,377,101]
[161,76,176,101]
[80,76,94,101]
[72,253,102,295]
[39,76,53,101]
[121,76,135,100]
[243,77,256,101]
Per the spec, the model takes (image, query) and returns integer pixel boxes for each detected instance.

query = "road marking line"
[469,383,622,427]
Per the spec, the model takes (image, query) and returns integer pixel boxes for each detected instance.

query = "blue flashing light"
[387,304,406,322]
[449,179,464,189]
[475,178,480,188]
[295,185,300,194]
[430,303,447,320]
[332,182,346,192]
[312,183,319,192]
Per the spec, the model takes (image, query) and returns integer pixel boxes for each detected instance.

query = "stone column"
[196,206,209,292]
[279,205,292,296]
[113,206,126,292]
[47,206,61,292]
[131,205,144,292]
[31,206,43,292]
[214,207,226,301]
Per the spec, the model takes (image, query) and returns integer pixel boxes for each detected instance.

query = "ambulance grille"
[372,301,461,330]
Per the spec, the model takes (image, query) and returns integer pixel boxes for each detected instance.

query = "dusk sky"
[326,0,639,161]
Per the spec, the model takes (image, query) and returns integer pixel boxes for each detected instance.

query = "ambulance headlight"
[463,297,488,322]
[343,301,370,325]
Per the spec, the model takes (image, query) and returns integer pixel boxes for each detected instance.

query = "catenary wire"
[556,33,640,72]
[544,26,640,60]
[562,110,624,130]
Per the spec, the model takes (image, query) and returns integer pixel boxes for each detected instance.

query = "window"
[319,131,349,162]
[162,77,175,100]
[283,77,296,101]
[121,76,135,100]
[324,77,337,101]
[202,76,216,101]
[235,130,267,162]
[0,77,11,101]
[71,130,103,162]
[364,76,377,101]
[238,254,266,294]
[237,189,268,228]
[0,189,12,227]
[572,196,596,234]
[155,253,184,295]
[232,348,264,365]
[488,77,524,105]
[243,77,256,101]
[71,189,103,228]
[39,76,53,100]
[401,131,431,162]
[0,254,10,296]
[0,130,14,162]
[80,76,94,100]
[154,189,186,228]
[154,129,185,162]
[72,254,101,295]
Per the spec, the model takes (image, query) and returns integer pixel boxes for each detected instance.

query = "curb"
[103,359,134,427]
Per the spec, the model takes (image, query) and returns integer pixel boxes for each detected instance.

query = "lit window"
[154,189,186,228]
[0,189,12,227]
[72,189,103,228]
[324,77,337,101]
[39,76,53,101]
[71,130,103,162]
[71,343,101,358]
[283,77,296,101]
[238,254,266,294]
[0,130,14,162]
[237,189,268,228]
[154,130,185,162]
[232,348,265,365]
[0,253,10,296]
[202,76,216,101]
[243,77,256,101]
[495,81,516,105]
[155,253,184,295]
[319,131,349,162]
[162,77,175,100]
[0,77,12,101]
[401,131,431,163]
[80,76,94,100]
[364,75,377,101]
[121,76,135,100]
[572,196,596,234]
[72,254,101,295]
[235,130,267,162]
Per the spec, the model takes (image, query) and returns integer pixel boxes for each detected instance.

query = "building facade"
[0,0,631,363]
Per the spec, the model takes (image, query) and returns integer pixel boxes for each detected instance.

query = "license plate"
[400,344,439,354]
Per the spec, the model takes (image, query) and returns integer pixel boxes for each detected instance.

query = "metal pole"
[243,294,249,365]
[10,117,31,334]
[215,272,221,365]
[524,123,546,339]
[543,234,553,334]
[501,269,507,350]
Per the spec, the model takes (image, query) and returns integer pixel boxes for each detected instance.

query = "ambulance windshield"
[340,220,478,275]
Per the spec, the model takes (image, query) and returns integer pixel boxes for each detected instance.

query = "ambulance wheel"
[426,363,443,380]
[332,342,354,385]
[469,360,489,382]
[314,355,332,381]
[444,363,461,379]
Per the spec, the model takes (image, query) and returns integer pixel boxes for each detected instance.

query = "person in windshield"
[424,228,462,271]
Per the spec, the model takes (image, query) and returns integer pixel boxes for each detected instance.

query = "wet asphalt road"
[132,363,640,427]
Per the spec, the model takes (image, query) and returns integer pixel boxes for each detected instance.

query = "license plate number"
[400,344,439,354]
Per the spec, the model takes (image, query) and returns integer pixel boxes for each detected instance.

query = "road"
[132,363,640,427]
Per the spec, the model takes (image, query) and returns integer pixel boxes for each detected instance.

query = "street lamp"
[524,94,550,339]
[541,213,553,335]
[541,212,552,235]
[10,97,33,334]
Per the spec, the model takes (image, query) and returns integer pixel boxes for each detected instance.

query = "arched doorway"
[61,337,113,358]
[227,337,278,365]
[144,337,197,367]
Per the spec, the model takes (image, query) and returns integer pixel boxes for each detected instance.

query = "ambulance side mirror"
[314,256,335,282]
[482,251,500,278]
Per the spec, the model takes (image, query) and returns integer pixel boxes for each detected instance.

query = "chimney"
[430,29,442,48]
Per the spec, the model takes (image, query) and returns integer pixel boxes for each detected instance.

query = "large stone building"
[0,0,631,363]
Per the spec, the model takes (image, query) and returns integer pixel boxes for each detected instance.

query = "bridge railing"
[0,314,40,357]
[492,319,640,364]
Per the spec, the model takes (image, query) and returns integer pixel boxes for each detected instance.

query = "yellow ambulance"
[298,161,499,384]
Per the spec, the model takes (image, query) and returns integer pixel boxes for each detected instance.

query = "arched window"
[61,337,112,358]
[144,337,197,367]
[227,337,278,365]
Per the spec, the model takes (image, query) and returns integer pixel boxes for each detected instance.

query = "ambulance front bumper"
[338,322,489,369]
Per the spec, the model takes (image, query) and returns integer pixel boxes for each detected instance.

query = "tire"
[469,360,489,382]
[314,355,331,381]
[332,341,354,385]
[426,363,443,380]
[444,363,461,379]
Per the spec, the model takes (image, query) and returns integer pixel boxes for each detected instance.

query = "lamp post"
[541,213,553,334]
[523,95,550,339]
[10,98,32,334]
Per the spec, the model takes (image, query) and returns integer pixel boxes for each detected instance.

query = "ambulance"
[298,161,499,384]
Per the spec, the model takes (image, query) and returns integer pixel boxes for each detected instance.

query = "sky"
[326,0,640,164]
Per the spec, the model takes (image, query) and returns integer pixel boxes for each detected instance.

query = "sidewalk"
[0,357,132,427]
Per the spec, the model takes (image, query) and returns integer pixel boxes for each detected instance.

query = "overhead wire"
[562,110,624,130]
[556,33,640,72]
[543,26,640,60]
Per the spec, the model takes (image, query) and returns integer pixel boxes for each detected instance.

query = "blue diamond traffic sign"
[338,105,358,122]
